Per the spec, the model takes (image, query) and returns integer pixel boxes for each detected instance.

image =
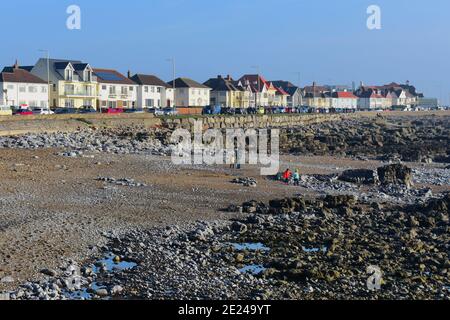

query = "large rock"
[377,164,413,188]
[324,195,357,208]
[339,169,379,185]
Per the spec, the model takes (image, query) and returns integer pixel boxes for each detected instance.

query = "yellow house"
[204,75,246,108]
[30,58,98,109]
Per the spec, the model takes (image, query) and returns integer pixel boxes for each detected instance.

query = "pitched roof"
[0,64,47,84]
[168,77,210,89]
[93,68,135,85]
[204,76,239,91]
[275,86,289,96]
[238,74,270,91]
[333,91,357,99]
[130,74,170,88]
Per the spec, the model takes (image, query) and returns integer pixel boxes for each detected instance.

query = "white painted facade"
[175,87,210,107]
[331,97,358,109]
[98,83,138,109]
[0,81,48,108]
[136,84,167,109]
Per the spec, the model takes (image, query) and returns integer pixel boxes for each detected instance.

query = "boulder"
[339,169,379,185]
[377,164,413,188]
[324,195,357,208]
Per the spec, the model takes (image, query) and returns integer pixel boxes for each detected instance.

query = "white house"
[93,68,138,110]
[168,78,211,108]
[130,74,172,109]
[0,62,48,108]
[331,91,358,109]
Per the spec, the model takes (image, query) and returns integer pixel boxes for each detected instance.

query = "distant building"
[204,75,243,108]
[0,61,48,109]
[355,88,389,110]
[302,82,331,109]
[330,91,358,109]
[167,78,211,108]
[416,97,438,109]
[130,74,172,109]
[271,80,303,107]
[94,68,138,110]
[30,58,98,109]
[237,74,271,107]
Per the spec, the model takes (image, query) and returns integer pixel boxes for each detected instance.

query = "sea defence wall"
[0,111,448,136]
[160,113,346,131]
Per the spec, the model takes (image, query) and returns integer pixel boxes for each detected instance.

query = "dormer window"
[65,69,73,81]
[84,70,92,81]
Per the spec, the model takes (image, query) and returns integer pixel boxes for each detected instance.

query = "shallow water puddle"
[239,265,266,275]
[93,253,137,273]
[67,282,105,300]
[65,254,137,300]
[231,243,270,251]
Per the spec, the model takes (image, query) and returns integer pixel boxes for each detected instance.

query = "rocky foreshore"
[0,126,173,156]
[3,189,448,300]
[280,115,450,163]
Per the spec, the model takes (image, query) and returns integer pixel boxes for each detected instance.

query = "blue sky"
[1,0,449,103]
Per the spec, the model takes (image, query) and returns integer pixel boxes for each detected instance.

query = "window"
[157,87,161,93]
[29,101,38,107]
[64,99,75,108]
[19,86,26,93]
[151,86,155,93]
[123,101,128,107]
[53,84,57,92]
[29,86,37,93]
[65,69,73,81]
[102,85,107,90]
[83,99,92,107]
[157,99,161,107]
[109,86,116,95]
[145,99,154,107]
[121,86,128,95]
[108,101,117,108]
[7,85,14,90]
[102,101,107,107]
[41,86,47,93]
[129,87,134,91]
[64,84,75,95]
[144,86,148,93]
[40,101,48,108]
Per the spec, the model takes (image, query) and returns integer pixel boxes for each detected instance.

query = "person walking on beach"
[293,169,300,186]
[282,169,292,184]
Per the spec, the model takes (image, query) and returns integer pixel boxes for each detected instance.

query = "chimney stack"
[127,70,132,78]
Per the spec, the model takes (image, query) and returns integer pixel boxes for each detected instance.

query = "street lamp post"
[251,65,260,108]
[39,49,50,113]
[167,58,176,108]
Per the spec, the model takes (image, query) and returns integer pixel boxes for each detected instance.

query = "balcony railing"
[63,90,98,97]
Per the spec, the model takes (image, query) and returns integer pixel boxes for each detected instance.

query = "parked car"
[234,108,248,115]
[14,108,34,116]
[101,108,124,114]
[54,108,78,114]
[163,107,178,116]
[124,108,144,114]
[146,108,164,116]
[203,105,222,115]
[78,106,97,114]
[247,107,257,115]
[32,107,54,115]
[220,107,234,115]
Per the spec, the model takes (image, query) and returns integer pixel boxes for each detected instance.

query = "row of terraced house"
[0,58,437,113]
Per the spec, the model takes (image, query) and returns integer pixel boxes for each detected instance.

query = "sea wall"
[160,114,347,131]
